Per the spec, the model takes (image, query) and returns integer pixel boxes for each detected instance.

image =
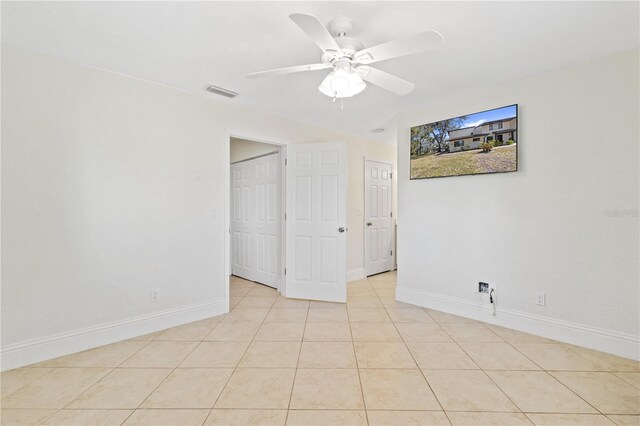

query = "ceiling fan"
[248,14,444,99]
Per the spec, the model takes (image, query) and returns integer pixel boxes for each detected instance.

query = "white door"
[231,162,253,280]
[285,142,347,302]
[364,160,394,276]
[230,152,281,288]
[253,153,280,287]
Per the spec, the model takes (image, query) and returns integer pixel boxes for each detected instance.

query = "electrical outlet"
[151,289,160,303]
[536,292,546,306]
[478,282,489,293]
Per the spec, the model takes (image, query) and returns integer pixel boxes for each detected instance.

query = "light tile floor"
[2,273,639,425]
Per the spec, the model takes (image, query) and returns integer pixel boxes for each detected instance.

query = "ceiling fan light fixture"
[249,14,443,98]
[330,69,350,92]
[318,68,366,98]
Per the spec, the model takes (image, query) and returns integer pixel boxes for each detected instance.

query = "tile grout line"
[94,337,160,425]
[51,332,191,423]
[1,366,57,401]
[118,278,254,423]
[37,369,116,424]
[19,335,155,422]
[476,324,609,417]
[504,342,609,416]
[437,315,604,418]
[445,325,530,418]
[97,276,249,425]
[118,296,238,426]
[346,290,370,425]
[370,275,453,426]
[1,368,60,425]
[283,300,310,425]
[205,279,273,424]
[192,289,256,426]
[426,306,618,418]
[23,320,160,424]
[439,313,608,418]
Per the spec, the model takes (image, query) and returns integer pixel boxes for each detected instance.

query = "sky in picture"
[460,105,517,128]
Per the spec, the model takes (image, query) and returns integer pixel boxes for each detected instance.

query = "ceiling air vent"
[205,84,238,98]
[370,128,385,134]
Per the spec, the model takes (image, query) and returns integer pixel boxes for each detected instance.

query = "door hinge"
[284,268,287,275]
[390,212,393,218]
[390,172,393,178]
[285,158,287,166]
[390,250,393,256]
[284,213,287,220]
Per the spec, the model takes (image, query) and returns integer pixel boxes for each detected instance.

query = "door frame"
[225,132,287,312]
[363,157,395,277]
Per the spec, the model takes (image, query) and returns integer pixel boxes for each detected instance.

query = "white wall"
[396,49,639,359]
[0,46,394,370]
[230,137,280,163]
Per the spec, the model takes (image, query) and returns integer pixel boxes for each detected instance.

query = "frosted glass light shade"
[319,68,366,98]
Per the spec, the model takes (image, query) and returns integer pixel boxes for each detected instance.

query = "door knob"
[338,227,346,233]
[366,222,372,226]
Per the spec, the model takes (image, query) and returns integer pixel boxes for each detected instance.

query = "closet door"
[253,153,280,288]
[231,162,254,281]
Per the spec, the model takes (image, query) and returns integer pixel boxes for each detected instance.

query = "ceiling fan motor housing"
[336,37,364,57]
[328,16,353,36]
[328,16,364,57]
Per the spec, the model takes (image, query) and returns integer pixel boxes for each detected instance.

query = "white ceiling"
[2,1,638,144]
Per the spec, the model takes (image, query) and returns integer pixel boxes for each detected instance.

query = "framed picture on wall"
[410,104,518,179]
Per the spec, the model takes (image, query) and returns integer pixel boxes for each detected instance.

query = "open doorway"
[228,136,286,296]
[225,137,350,310]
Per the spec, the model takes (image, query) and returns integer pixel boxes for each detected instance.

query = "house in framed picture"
[448,116,517,152]
[410,104,518,179]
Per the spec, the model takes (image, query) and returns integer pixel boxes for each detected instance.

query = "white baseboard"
[396,287,640,361]
[347,268,366,282]
[0,298,227,372]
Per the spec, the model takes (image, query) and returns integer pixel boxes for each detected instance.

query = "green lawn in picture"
[411,145,516,179]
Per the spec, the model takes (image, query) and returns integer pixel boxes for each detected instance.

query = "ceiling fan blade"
[248,63,331,79]
[289,13,342,55]
[353,30,444,64]
[356,66,415,95]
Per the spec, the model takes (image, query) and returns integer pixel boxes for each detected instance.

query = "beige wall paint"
[230,137,280,163]
[1,46,394,366]
[396,49,639,358]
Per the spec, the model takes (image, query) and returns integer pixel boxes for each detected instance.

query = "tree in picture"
[410,116,467,156]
